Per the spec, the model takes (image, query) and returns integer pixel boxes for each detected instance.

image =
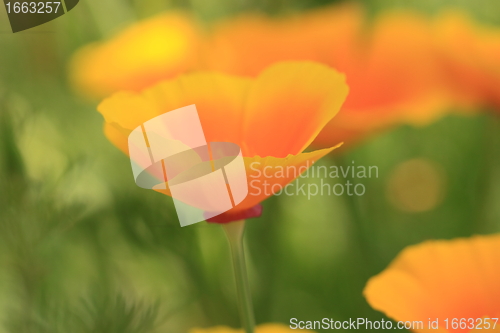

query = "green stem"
[222,220,255,333]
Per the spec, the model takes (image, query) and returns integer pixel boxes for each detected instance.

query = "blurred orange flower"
[97,62,347,220]
[69,12,201,99]
[316,10,452,147]
[202,4,361,77]
[189,323,314,333]
[364,234,500,332]
[203,5,451,147]
[434,10,500,112]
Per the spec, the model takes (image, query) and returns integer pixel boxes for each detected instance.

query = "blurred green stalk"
[223,220,255,333]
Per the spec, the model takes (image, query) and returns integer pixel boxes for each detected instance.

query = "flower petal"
[98,91,163,130]
[243,62,348,157]
[364,235,500,332]
[202,3,364,77]
[103,122,130,154]
[233,146,340,212]
[153,146,339,214]
[434,10,500,111]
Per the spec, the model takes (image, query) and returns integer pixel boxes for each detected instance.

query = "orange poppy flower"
[202,4,362,77]
[69,12,201,99]
[203,6,451,147]
[314,10,452,147]
[189,323,314,333]
[434,10,500,112]
[97,62,348,222]
[364,234,500,332]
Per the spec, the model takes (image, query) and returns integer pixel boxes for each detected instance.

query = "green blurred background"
[1,0,500,332]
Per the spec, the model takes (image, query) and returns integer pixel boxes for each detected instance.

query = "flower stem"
[222,220,255,333]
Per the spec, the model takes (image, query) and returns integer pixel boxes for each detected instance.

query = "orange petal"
[434,10,500,111]
[312,11,454,148]
[202,3,364,77]
[243,62,348,158]
[364,235,500,333]
[346,11,450,123]
[147,73,252,150]
[70,12,201,99]
[153,146,339,213]
[202,14,320,77]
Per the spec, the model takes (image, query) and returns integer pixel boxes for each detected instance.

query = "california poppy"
[97,61,348,222]
[364,234,500,332]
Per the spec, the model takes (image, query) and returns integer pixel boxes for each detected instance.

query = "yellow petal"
[98,91,163,130]
[103,122,130,154]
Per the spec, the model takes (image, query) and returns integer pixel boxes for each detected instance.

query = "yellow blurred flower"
[364,234,500,332]
[97,62,347,221]
[189,323,314,333]
[434,10,500,112]
[69,12,201,99]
